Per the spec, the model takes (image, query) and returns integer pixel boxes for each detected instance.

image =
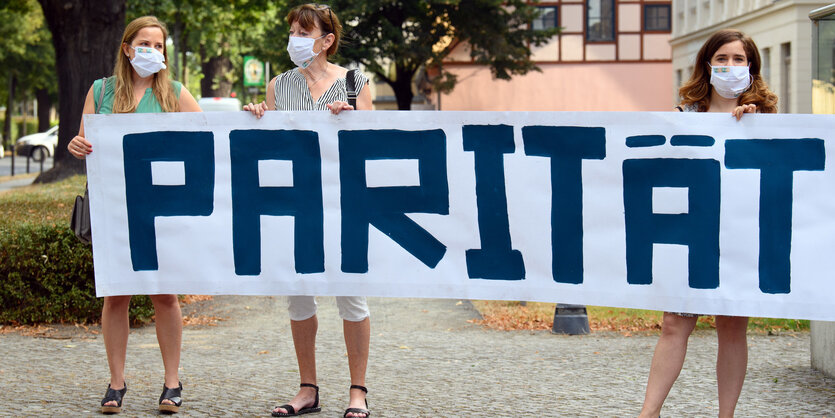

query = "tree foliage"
[0,0,56,146]
[126,0,281,98]
[327,0,560,109]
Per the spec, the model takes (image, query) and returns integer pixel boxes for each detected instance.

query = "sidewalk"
[0,174,36,192]
[0,296,832,416]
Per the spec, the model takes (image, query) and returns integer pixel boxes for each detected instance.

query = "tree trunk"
[21,99,28,137]
[392,65,415,110]
[36,0,126,183]
[3,74,14,148]
[181,28,189,85]
[182,48,188,86]
[36,88,51,132]
[170,15,183,81]
[201,49,232,98]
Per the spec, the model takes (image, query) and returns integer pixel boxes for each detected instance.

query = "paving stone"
[0,296,832,416]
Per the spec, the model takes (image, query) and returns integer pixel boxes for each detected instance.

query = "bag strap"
[95,77,107,114]
[346,69,358,108]
[89,77,105,192]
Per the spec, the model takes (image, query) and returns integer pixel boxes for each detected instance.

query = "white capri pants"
[287,295,370,322]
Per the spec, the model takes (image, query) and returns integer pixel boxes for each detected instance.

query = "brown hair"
[112,16,178,113]
[679,29,778,113]
[286,4,342,56]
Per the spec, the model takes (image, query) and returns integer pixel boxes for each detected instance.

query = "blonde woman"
[68,15,200,414]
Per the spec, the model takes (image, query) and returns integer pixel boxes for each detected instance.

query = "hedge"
[0,175,154,324]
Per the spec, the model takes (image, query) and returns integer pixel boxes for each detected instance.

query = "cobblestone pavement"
[0,296,832,417]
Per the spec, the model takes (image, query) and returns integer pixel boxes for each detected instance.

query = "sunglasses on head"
[314,4,335,34]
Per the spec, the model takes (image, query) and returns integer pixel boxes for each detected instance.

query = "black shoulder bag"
[70,77,106,244]
[346,69,358,108]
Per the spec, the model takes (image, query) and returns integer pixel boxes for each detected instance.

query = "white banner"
[84,111,835,320]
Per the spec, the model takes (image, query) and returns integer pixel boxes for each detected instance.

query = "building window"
[587,0,615,42]
[533,6,558,30]
[644,5,671,31]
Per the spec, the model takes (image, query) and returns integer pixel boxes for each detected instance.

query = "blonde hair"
[112,16,178,113]
[287,4,343,56]
[679,29,778,113]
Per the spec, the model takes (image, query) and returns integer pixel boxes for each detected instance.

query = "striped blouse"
[273,68,369,111]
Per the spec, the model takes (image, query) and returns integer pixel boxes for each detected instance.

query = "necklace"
[304,64,329,87]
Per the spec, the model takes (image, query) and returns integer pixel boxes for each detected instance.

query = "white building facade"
[810,3,835,380]
[670,0,832,113]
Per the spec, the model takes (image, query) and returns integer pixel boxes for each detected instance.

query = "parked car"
[197,97,242,112]
[16,125,58,162]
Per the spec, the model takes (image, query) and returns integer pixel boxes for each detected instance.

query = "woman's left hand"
[327,101,354,115]
[732,103,756,121]
[244,101,268,119]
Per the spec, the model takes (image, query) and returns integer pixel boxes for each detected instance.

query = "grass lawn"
[470,300,809,334]
[0,174,85,227]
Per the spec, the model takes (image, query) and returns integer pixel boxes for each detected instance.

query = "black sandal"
[100,383,127,414]
[158,381,183,414]
[272,383,321,417]
[343,385,371,418]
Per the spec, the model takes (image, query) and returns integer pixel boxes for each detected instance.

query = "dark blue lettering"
[339,129,449,273]
[670,135,715,147]
[623,158,720,288]
[463,125,525,280]
[626,135,665,148]
[725,138,825,293]
[522,126,606,284]
[229,130,324,276]
[123,131,214,271]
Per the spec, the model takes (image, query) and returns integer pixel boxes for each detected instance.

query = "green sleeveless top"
[93,76,183,114]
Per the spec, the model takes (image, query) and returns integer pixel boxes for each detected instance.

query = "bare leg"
[639,313,698,418]
[715,315,748,418]
[273,315,319,415]
[344,317,370,417]
[149,294,182,405]
[101,295,131,407]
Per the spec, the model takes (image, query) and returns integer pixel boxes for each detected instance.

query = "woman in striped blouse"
[244,4,372,418]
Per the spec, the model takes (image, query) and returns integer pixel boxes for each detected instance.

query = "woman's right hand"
[68,135,92,159]
[244,101,268,119]
[732,103,757,121]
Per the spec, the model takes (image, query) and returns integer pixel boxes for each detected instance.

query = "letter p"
[123,131,215,271]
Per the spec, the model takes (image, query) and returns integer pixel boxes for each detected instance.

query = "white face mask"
[287,35,325,69]
[709,65,752,99]
[130,46,167,78]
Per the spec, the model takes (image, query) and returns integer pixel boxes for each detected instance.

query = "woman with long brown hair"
[675,29,777,116]
[639,29,777,418]
[68,15,201,414]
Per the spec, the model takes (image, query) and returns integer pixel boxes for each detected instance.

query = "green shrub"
[0,175,155,324]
